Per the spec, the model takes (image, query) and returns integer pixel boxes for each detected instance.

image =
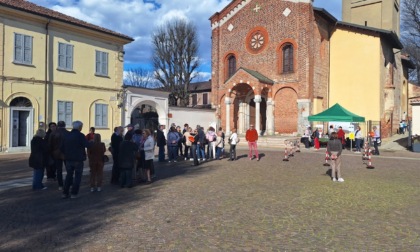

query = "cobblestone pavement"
[0,148,419,251]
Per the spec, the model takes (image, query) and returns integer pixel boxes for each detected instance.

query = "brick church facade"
[210,0,330,135]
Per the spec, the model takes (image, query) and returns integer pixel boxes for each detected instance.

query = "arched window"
[282,44,294,73]
[227,54,236,78]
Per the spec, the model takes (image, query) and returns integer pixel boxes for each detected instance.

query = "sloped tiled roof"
[336,21,403,49]
[0,0,133,42]
[313,7,403,50]
[188,80,212,92]
[239,67,274,84]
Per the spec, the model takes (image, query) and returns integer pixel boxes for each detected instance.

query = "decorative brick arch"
[274,87,298,133]
[223,51,239,82]
[277,39,298,74]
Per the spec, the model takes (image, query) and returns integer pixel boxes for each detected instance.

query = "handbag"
[135,151,141,160]
[103,155,109,162]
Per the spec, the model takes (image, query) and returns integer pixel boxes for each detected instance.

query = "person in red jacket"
[337,126,346,149]
[245,124,259,161]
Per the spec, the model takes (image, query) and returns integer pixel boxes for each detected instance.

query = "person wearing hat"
[245,124,259,161]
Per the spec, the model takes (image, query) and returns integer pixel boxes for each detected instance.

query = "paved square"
[0,149,419,251]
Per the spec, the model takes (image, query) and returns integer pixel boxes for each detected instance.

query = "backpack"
[206,132,216,142]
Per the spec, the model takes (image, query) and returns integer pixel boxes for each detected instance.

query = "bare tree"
[401,0,420,83]
[124,68,158,88]
[152,18,199,106]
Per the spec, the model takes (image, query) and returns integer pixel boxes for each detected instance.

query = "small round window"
[246,27,269,54]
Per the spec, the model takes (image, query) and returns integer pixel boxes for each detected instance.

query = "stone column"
[225,97,232,135]
[266,98,275,135]
[297,99,311,134]
[238,101,244,134]
[254,95,262,135]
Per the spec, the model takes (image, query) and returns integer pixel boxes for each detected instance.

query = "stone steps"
[235,135,301,148]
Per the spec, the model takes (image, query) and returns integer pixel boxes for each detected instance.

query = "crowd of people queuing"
[29,118,383,192]
[160,123,228,164]
[30,120,260,196]
[29,120,158,196]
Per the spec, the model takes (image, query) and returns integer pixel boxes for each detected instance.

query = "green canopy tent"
[308,103,365,122]
[308,103,365,150]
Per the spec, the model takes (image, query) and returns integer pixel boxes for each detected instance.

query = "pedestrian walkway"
[380,132,410,151]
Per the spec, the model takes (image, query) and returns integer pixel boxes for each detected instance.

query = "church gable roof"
[313,7,337,23]
[228,67,274,85]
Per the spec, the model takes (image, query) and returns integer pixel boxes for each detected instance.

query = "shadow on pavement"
[0,159,213,251]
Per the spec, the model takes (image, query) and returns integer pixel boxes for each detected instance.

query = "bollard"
[295,141,301,152]
[283,148,289,161]
[362,139,369,160]
[366,149,375,169]
[288,142,295,157]
[323,150,330,166]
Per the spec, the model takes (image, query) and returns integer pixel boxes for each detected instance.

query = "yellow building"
[328,0,412,137]
[0,0,133,152]
[329,22,407,137]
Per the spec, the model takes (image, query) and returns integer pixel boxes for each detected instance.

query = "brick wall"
[211,0,330,133]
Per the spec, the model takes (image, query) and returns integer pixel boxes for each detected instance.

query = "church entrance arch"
[230,83,266,134]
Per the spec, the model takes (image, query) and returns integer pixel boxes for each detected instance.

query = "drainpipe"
[1,21,5,151]
[44,19,51,129]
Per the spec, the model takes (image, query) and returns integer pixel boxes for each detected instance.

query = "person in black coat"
[29,129,48,190]
[49,120,69,190]
[156,125,166,162]
[61,121,91,199]
[118,134,138,188]
[44,122,57,180]
[110,126,123,184]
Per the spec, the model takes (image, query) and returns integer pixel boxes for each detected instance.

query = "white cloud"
[29,0,341,78]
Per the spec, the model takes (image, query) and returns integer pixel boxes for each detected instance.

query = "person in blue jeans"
[62,121,91,199]
[29,129,48,190]
[197,126,206,161]
[167,126,180,162]
[215,131,223,160]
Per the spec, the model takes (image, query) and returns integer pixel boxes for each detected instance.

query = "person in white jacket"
[228,128,239,161]
[143,129,155,184]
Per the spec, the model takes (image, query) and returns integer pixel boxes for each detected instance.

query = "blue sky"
[30,0,342,81]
